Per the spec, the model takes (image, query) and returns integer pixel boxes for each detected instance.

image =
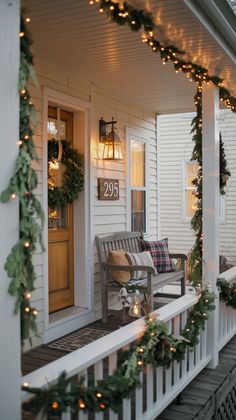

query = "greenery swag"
[217,278,236,309]
[0,16,44,343]
[22,289,215,417]
[48,139,84,208]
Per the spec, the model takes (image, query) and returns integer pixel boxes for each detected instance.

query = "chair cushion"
[107,250,131,284]
[139,238,175,273]
[125,251,156,280]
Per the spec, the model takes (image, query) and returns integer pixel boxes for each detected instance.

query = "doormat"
[47,327,110,352]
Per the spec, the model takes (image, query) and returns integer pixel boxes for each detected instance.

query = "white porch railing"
[22,292,211,420]
[218,266,236,351]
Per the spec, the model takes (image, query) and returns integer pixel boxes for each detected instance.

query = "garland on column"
[22,289,215,417]
[0,16,44,343]
[189,85,203,286]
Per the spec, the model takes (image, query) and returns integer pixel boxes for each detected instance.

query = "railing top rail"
[219,266,236,282]
[22,293,197,401]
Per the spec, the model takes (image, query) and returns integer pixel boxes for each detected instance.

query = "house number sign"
[98,178,119,200]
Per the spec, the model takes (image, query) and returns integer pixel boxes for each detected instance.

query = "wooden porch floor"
[22,312,236,419]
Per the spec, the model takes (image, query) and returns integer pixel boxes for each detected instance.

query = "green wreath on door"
[48,139,84,208]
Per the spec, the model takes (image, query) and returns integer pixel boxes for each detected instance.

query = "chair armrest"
[102,262,156,275]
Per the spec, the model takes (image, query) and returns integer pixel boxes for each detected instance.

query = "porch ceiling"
[22,0,236,114]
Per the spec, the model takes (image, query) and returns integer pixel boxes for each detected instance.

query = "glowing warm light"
[11,193,16,199]
[52,401,59,409]
[49,160,60,170]
[25,307,30,313]
[24,241,30,248]
[25,17,31,23]
[19,32,25,38]
[96,392,102,398]
[79,400,86,409]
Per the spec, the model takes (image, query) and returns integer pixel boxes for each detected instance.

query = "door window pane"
[131,191,146,232]
[47,110,70,230]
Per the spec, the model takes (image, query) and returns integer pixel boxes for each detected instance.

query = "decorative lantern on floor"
[99,117,123,160]
[129,294,142,317]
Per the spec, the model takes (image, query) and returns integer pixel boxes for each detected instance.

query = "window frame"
[183,160,225,223]
[126,129,149,235]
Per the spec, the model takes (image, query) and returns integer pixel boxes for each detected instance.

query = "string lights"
[0,15,44,343]
[22,290,215,416]
[89,0,236,112]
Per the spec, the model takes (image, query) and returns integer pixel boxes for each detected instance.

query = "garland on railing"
[217,278,236,309]
[22,289,215,417]
[0,16,44,343]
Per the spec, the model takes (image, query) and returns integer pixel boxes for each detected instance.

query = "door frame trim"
[42,87,94,341]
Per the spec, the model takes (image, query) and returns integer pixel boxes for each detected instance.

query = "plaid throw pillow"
[125,251,156,280]
[139,238,175,273]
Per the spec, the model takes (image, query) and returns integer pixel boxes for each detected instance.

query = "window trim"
[126,128,149,235]
[183,160,225,223]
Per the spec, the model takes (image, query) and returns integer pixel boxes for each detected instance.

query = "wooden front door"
[47,107,74,313]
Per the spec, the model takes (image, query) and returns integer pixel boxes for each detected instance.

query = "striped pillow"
[139,238,175,273]
[125,251,156,280]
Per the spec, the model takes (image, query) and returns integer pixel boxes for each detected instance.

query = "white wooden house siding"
[158,110,236,265]
[26,59,158,349]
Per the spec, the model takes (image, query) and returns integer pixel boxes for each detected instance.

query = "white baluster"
[135,372,143,418]
[156,366,163,405]
[95,361,104,420]
[146,364,154,415]
[122,398,131,420]
[78,370,88,420]
[173,315,180,385]
[165,320,172,395]
[181,311,187,379]
[109,353,118,420]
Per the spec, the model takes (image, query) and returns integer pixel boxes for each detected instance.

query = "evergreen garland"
[217,278,236,309]
[189,86,203,286]
[89,0,234,289]
[48,139,84,208]
[22,289,215,417]
[0,16,44,343]
[90,0,236,112]
[220,133,231,195]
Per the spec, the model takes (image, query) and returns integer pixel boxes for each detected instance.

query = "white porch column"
[0,1,21,419]
[202,84,220,368]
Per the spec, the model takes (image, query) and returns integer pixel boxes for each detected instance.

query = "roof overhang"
[183,0,236,64]
[22,0,236,114]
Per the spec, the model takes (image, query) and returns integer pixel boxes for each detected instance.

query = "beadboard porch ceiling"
[22,0,236,114]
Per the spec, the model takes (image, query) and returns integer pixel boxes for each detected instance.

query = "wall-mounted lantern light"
[99,117,123,160]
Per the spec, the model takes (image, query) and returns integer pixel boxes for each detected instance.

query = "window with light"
[130,139,147,232]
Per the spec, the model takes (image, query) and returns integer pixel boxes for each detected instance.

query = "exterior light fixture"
[99,117,123,160]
